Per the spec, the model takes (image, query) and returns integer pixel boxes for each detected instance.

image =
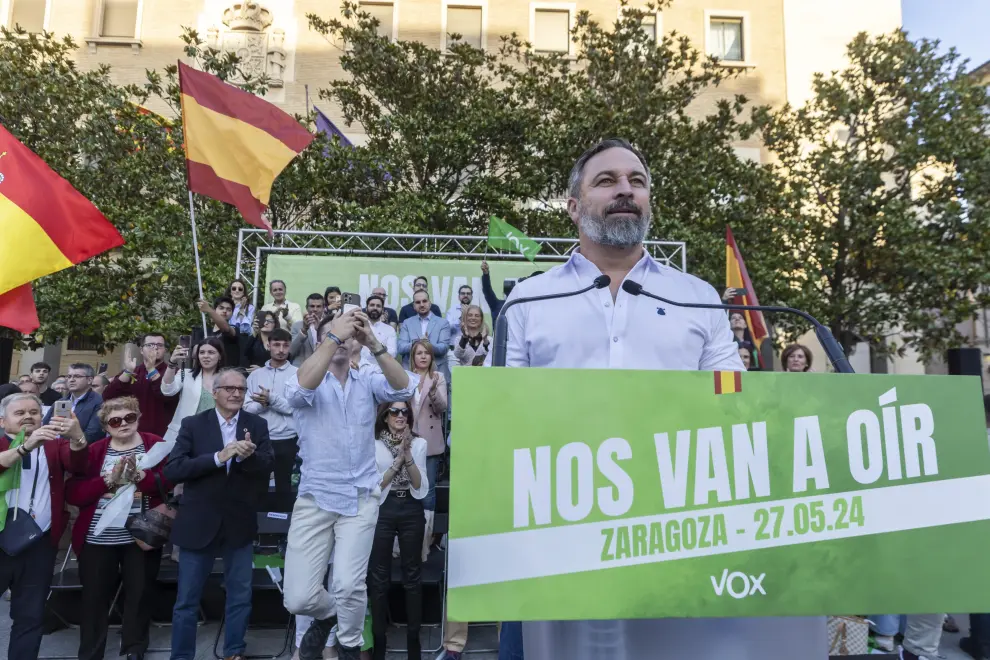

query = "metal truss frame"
[235,229,688,306]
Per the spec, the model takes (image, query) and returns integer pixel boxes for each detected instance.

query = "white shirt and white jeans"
[282,368,418,649]
[502,249,827,660]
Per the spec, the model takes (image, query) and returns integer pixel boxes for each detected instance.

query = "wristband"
[122,370,135,378]
[404,460,414,467]
[372,345,388,357]
[328,333,343,346]
[16,446,27,457]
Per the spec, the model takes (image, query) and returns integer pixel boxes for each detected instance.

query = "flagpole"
[187,190,209,335]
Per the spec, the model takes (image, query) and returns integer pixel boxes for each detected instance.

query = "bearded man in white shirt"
[501,138,826,659]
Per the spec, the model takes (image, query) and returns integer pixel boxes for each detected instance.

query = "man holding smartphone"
[102,333,178,437]
[42,364,104,444]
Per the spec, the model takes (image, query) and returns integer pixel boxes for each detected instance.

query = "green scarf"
[0,430,26,533]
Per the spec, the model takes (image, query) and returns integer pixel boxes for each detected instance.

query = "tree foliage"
[754,31,990,358]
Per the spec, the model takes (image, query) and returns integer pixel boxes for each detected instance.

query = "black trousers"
[272,438,298,495]
[367,491,425,660]
[78,542,163,660]
[0,532,56,660]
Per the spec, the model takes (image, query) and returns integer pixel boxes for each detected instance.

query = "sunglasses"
[230,286,244,291]
[107,412,139,429]
[387,408,410,417]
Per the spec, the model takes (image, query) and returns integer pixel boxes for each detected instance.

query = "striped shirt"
[86,445,147,546]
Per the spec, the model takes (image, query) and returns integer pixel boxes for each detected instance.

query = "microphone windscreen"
[594,275,611,289]
[621,280,642,295]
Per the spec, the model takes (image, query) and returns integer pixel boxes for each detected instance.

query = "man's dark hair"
[413,289,430,302]
[30,362,51,372]
[414,275,428,285]
[366,294,385,307]
[307,292,325,304]
[68,363,95,378]
[139,333,166,347]
[213,295,235,310]
[568,138,651,199]
[269,328,292,343]
[325,286,341,297]
[458,285,473,294]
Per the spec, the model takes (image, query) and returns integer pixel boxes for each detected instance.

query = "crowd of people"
[0,138,978,660]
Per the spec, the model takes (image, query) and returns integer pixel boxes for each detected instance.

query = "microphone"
[492,275,611,367]
[620,280,854,374]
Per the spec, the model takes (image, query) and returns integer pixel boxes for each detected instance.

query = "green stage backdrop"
[263,255,542,319]
[447,368,990,621]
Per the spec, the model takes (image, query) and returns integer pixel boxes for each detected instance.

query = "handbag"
[827,615,871,655]
[125,473,176,551]
[0,457,44,556]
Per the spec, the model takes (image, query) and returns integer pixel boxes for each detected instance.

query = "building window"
[67,334,102,352]
[445,3,484,50]
[360,1,396,40]
[619,6,661,45]
[531,4,574,55]
[705,11,751,64]
[9,0,48,33]
[100,0,139,38]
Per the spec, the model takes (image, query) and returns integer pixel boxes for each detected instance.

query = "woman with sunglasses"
[161,337,226,443]
[227,278,255,334]
[65,396,172,660]
[367,400,427,660]
[243,309,280,371]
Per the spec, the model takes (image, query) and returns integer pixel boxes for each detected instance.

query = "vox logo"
[710,569,766,599]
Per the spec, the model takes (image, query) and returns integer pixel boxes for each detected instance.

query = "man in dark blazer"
[397,275,442,323]
[42,363,103,443]
[165,368,273,660]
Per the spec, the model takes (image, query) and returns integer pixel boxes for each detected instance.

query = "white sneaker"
[875,634,895,652]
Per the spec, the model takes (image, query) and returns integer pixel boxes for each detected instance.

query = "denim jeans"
[870,615,903,637]
[170,542,254,659]
[970,614,990,655]
[499,621,525,660]
[424,455,442,511]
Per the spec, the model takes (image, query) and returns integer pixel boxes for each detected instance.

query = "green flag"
[487,216,541,262]
[0,430,26,532]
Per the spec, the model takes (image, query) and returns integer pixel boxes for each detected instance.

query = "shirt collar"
[216,409,240,427]
[70,391,87,404]
[565,247,662,279]
[265,360,290,371]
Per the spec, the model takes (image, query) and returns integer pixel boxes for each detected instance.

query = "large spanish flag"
[179,62,314,232]
[0,124,124,333]
[726,225,769,365]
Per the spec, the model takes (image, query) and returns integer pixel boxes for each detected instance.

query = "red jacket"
[102,362,178,438]
[0,434,89,548]
[65,432,171,555]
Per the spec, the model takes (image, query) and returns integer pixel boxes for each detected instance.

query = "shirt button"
[612,336,619,343]
[604,302,611,308]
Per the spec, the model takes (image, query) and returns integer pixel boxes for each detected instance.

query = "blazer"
[102,361,179,437]
[164,408,273,550]
[453,335,491,368]
[398,302,442,323]
[397,315,452,382]
[289,320,315,367]
[65,432,172,555]
[43,390,104,444]
[411,372,448,456]
[0,434,89,547]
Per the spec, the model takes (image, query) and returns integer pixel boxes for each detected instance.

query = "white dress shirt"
[374,435,429,500]
[503,250,820,659]
[212,410,241,471]
[243,360,299,440]
[358,321,398,372]
[285,369,419,516]
[419,315,430,338]
[4,442,52,533]
[261,300,304,327]
[445,302,463,345]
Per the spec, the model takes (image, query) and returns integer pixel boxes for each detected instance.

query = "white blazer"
[161,369,205,443]
[374,435,429,501]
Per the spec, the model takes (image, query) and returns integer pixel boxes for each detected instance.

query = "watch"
[372,345,388,357]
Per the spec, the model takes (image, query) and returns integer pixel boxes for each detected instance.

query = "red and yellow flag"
[726,225,769,366]
[179,62,314,233]
[714,370,743,395]
[0,124,124,333]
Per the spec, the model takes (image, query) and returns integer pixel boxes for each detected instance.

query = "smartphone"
[53,400,71,419]
[732,288,749,297]
[178,335,191,349]
[342,292,361,314]
[97,362,108,374]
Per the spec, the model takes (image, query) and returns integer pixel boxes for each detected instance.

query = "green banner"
[447,368,990,621]
[264,255,541,320]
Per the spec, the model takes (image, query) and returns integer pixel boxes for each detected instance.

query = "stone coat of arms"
[207,2,287,87]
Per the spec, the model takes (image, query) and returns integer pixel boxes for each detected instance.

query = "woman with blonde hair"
[408,338,447,558]
[66,396,171,660]
[453,305,490,367]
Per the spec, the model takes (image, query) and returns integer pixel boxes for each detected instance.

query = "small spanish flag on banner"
[0,125,124,333]
[178,62,314,233]
[714,370,743,395]
[726,225,769,367]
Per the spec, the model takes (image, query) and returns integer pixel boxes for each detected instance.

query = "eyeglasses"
[216,386,247,395]
[387,408,410,417]
[66,374,90,380]
[107,412,139,429]
[143,342,165,348]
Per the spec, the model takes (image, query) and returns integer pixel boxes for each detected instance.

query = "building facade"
[3,0,901,376]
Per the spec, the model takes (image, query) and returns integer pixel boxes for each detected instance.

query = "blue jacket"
[398,314,452,382]
[43,390,104,444]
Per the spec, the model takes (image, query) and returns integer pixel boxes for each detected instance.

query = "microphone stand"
[492,276,611,367]
[621,280,854,374]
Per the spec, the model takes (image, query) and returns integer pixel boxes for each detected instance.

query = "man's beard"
[578,199,651,248]
[368,309,382,321]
